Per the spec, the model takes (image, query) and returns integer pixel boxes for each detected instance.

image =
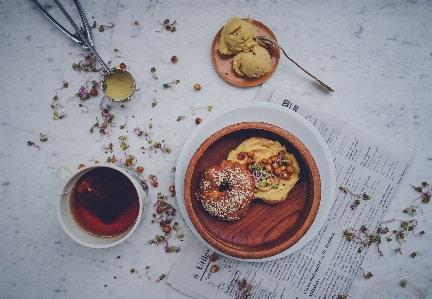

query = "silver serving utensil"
[33,0,136,102]
[256,36,334,92]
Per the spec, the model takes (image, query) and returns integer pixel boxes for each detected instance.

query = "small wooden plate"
[184,122,321,259]
[211,20,280,87]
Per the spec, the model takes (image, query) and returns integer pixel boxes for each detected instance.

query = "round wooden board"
[184,122,321,259]
[211,20,280,87]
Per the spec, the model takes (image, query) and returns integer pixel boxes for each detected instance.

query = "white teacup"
[57,163,148,248]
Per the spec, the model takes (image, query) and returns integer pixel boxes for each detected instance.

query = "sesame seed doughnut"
[195,160,255,221]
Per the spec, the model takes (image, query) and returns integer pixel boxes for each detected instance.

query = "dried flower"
[72,54,101,72]
[232,278,253,299]
[113,48,122,57]
[163,79,180,91]
[157,19,177,33]
[39,133,48,142]
[98,22,114,32]
[400,279,408,287]
[339,186,371,209]
[156,274,166,282]
[151,67,158,79]
[412,182,431,203]
[27,141,40,150]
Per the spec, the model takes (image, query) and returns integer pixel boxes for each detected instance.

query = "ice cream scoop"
[218,16,258,55]
[233,45,270,78]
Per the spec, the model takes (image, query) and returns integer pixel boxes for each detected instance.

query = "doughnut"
[195,160,255,221]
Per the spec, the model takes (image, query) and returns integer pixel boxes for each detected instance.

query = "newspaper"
[167,84,413,299]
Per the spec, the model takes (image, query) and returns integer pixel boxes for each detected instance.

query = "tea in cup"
[57,163,148,248]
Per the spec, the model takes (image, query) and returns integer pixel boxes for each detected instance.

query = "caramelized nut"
[210,265,219,273]
[261,158,269,164]
[209,253,218,262]
[152,181,159,187]
[237,152,246,160]
[137,166,144,173]
[90,88,98,96]
[287,165,296,173]
[281,171,291,180]
[160,220,167,227]
[247,150,255,158]
[270,155,278,162]
[156,206,164,214]
[171,56,178,63]
[272,163,279,169]
[280,165,287,171]
[274,168,281,175]
[278,150,286,157]
[264,164,272,172]
[162,225,171,233]
[169,185,175,193]
[194,83,201,91]
[195,117,202,125]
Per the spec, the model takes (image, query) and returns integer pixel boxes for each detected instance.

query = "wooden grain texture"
[184,122,321,259]
[211,20,280,87]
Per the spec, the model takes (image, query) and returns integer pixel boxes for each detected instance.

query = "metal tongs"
[33,0,110,73]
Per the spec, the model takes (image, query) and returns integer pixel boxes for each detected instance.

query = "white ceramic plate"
[175,101,335,262]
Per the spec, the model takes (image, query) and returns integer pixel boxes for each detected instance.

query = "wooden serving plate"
[211,20,280,87]
[184,122,321,259]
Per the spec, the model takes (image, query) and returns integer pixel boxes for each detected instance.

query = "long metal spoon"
[256,36,334,92]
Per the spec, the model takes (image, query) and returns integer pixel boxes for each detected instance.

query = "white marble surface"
[1,0,431,298]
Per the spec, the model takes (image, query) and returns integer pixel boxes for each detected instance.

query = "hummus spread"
[227,137,300,203]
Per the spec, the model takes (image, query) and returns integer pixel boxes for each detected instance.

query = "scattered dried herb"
[361,268,373,279]
[412,182,431,203]
[156,274,166,282]
[151,67,158,79]
[232,278,253,299]
[27,141,40,150]
[39,133,48,142]
[339,186,371,210]
[72,54,101,72]
[152,98,158,107]
[191,105,213,115]
[133,20,142,29]
[130,268,141,278]
[98,22,114,32]
[163,79,180,91]
[149,193,181,253]
[343,225,382,256]
[157,19,177,32]
[113,48,122,57]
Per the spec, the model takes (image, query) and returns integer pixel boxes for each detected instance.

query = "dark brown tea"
[70,167,140,237]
